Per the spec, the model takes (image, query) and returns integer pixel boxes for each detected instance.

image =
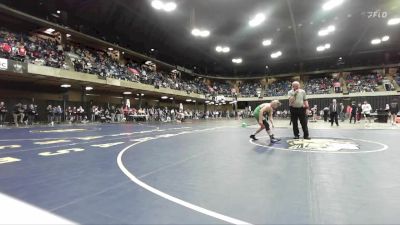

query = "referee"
[288,81,310,139]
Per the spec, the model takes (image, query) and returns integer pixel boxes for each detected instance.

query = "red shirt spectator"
[2,43,11,53]
[18,46,26,57]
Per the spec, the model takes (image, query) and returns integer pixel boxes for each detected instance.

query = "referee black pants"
[290,107,309,138]
[330,112,339,126]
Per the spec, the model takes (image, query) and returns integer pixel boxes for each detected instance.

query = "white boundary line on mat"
[117,127,252,225]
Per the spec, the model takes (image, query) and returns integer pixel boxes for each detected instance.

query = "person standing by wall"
[389,98,399,126]
[339,102,345,122]
[46,105,54,126]
[27,104,36,125]
[356,103,362,123]
[323,106,329,122]
[329,99,339,126]
[349,101,357,124]
[311,105,318,122]
[362,100,372,126]
[13,103,24,127]
[0,102,7,127]
[288,81,310,139]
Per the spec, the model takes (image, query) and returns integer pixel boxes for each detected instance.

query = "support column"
[81,86,88,116]
[139,94,143,109]
[59,32,67,46]
[62,89,69,122]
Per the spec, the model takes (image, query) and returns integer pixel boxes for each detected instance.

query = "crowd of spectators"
[239,81,261,97]
[304,76,337,94]
[1,27,397,98]
[346,73,382,93]
[211,81,232,96]
[0,28,66,68]
[265,80,292,96]
[0,100,241,126]
[0,27,213,95]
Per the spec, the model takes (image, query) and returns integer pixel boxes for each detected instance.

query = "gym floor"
[0,119,399,224]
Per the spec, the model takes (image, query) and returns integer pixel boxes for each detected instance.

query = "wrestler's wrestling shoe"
[270,136,281,144]
[250,134,258,141]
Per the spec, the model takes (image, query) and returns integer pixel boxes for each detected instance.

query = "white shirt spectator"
[362,103,372,114]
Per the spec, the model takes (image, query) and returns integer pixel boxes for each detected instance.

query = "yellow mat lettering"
[0,157,21,164]
[0,145,21,150]
[31,129,87,133]
[91,142,125,148]
[34,140,71,145]
[39,148,85,156]
[76,136,103,140]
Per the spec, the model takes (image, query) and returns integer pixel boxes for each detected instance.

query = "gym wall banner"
[0,58,27,74]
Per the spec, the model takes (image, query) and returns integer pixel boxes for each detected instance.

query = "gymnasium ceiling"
[2,0,400,77]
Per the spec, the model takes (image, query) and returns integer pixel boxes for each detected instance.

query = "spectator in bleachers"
[239,81,261,97]
[304,76,336,94]
[266,80,291,97]
[346,73,380,93]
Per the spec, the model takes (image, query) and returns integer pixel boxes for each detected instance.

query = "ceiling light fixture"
[151,0,176,12]
[161,96,168,99]
[316,43,331,52]
[163,2,177,12]
[60,84,71,88]
[201,30,210,37]
[85,86,93,91]
[123,91,132,95]
[249,13,266,27]
[232,58,243,64]
[371,35,390,45]
[270,51,282,59]
[192,28,210,38]
[381,35,389,42]
[216,45,230,53]
[318,30,329,36]
[318,25,335,36]
[322,0,344,11]
[316,46,325,52]
[371,39,381,45]
[387,18,400,26]
[151,0,163,9]
[222,47,230,53]
[44,28,55,34]
[262,39,272,46]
